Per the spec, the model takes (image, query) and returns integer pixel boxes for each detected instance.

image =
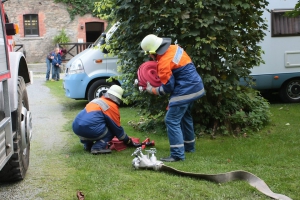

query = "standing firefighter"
[72,85,136,154]
[140,34,205,162]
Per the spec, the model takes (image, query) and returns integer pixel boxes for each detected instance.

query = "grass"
[44,80,299,200]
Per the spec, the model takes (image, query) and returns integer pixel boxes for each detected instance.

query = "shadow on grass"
[260,92,283,104]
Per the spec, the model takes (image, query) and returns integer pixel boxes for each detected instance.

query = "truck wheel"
[279,79,300,103]
[87,79,114,102]
[0,77,31,182]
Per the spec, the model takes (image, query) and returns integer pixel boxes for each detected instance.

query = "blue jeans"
[46,59,52,80]
[165,102,195,160]
[52,65,60,81]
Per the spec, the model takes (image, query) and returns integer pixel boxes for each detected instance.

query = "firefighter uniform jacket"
[72,96,128,141]
[156,45,205,106]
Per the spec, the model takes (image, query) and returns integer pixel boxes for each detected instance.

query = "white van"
[63,23,121,101]
[241,0,300,103]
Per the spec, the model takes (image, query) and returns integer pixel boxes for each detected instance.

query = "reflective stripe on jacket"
[72,96,127,140]
[156,45,205,106]
[87,97,121,126]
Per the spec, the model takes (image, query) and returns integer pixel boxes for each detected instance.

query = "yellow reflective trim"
[144,50,157,55]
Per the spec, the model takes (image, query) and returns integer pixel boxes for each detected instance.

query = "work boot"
[160,156,182,162]
[83,144,93,152]
[81,140,94,152]
[91,148,112,155]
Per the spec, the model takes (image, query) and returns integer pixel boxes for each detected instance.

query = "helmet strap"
[149,54,157,61]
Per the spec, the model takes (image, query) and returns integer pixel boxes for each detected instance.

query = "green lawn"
[44,80,299,200]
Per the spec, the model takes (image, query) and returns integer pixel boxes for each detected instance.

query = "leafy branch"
[54,0,97,20]
[284,2,300,17]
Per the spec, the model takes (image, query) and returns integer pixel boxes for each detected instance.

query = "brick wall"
[4,0,107,63]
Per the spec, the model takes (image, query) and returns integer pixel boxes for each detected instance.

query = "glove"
[127,138,142,148]
[146,82,159,95]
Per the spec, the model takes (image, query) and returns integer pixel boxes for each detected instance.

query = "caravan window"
[271,9,300,37]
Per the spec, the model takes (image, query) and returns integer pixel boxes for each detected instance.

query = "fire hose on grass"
[76,146,292,200]
[131,147,292,200]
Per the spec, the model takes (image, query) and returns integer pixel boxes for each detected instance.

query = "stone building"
[4,0,108,63]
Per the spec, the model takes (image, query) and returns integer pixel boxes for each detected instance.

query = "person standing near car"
[140,34,205,162]
[51,47,62,81]
[45,48,55,81]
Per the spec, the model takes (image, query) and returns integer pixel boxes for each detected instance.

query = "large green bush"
[94,0,270,135]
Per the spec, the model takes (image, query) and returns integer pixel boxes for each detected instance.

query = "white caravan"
[245,0,300,103]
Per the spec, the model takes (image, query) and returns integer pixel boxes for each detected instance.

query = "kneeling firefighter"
[72,85,138,154]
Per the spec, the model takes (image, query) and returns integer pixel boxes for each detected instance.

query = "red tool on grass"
[109,137,155,151]
[141,138,155,150]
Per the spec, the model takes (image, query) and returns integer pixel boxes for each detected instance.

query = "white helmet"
[141,34,171,55]
[107,85,123,100]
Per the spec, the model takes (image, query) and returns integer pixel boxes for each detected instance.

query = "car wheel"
[279,79,300,103]
[0,76,31,182]
[87,79,114,102]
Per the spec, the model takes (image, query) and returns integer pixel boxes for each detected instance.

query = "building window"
[271,10,300,37]
[24,14,39,36]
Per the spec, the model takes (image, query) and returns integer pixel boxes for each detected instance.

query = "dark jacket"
[46,51,54,62]
[51,52,62,66]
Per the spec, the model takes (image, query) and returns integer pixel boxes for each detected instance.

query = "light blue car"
[63,23,121,101]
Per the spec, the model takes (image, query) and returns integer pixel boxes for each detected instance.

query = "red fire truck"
[0,0,32,181]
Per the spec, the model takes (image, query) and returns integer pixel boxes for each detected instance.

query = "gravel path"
[0,74,69,200]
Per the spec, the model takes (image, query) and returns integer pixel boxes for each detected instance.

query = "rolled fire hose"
[131,148,292,200]
[135,61,162,91]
